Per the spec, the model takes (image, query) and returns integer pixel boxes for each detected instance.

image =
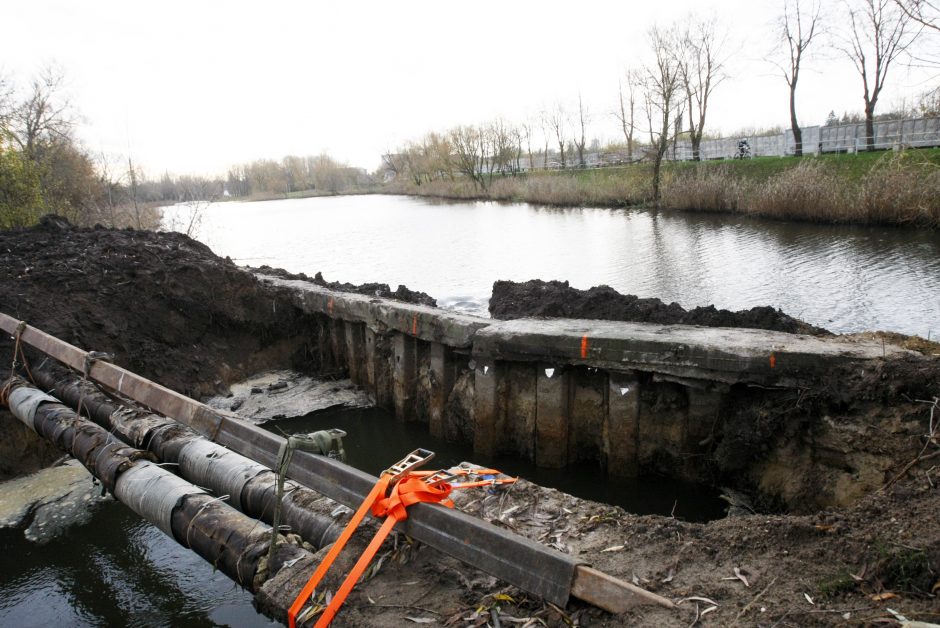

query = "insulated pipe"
[1,376,312,595]
[30,365,345,549]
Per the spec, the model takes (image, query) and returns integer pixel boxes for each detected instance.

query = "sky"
[2,0,937,177]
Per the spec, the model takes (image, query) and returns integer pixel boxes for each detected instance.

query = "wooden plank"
[0,311,673,615]
[571,566,675,612]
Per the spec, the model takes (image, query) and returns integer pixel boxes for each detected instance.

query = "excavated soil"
[1,219,939,626]
[489,279,830,335]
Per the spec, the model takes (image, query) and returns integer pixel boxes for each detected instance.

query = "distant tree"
[546,104,568,168]
[642,25,684,201]
[574,94,589,167]
[6,66,74,161]
[678,15,729,160]
[450,125,487,189]
[825,109,840,125]
[615,68,642,160]
[772,0,823,156]
[0,142,43,228]
[839,0,920,150]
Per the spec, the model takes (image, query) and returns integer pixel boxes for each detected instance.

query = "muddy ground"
[1,219,939,626]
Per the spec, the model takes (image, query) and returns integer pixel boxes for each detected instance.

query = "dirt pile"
[490,279,830,335]
[0,215,318,397]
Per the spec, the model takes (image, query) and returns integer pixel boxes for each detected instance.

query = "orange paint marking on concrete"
[769,353,776,369]
[412,314,418,336]
[327,297,335,316]
[580,335,589,359]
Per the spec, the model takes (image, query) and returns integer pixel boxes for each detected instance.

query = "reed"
[384,150,940,228]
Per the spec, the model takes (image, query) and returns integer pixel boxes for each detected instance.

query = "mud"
[489,279,831,336]
[1,219,939,625]
[0,459,108,543]
[205,370,372,424]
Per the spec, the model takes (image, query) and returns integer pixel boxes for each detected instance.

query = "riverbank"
[1,222,939,626]
[386,149,940,228]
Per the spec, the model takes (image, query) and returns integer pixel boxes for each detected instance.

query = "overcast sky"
[2,0,937,177]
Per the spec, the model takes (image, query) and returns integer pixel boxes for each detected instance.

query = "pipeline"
[0,375,312,597]
[30,364,347,550]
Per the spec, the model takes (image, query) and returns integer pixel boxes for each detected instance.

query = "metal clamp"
[384,448,434,480]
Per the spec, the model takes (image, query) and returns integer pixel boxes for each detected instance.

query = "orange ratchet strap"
[287,453,516,627]
[288,449,442,628]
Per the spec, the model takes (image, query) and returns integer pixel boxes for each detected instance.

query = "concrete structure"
[259,275,907,480]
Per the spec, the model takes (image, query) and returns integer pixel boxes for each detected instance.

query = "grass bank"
[388,149,940,228]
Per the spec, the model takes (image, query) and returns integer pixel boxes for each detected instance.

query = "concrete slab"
[256,275,490,348]
[472,318,910,386]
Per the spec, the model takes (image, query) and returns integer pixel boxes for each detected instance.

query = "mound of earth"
[490,279,829,336]
[0,215,319,398]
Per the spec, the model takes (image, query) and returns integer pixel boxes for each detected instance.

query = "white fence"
[513,116,940,171]
[674,116,940,160]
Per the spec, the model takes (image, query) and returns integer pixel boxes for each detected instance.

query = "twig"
[370,603,442,616]
[881,398,940,491]
[732,577,777,625]
[882,450,940,491]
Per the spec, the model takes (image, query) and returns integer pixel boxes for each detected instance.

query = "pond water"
[163,194,940,336]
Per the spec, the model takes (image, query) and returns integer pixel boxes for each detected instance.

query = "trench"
[264,405,728,523]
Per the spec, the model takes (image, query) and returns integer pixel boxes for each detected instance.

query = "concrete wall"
[260,275,906,482]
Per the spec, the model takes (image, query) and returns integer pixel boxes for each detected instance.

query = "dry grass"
[386,151,940,228]
[746,160,855,223]
[660,166,745,212]
[859,152,940,226]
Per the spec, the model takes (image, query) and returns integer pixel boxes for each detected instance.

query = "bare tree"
[894,0,940,32]
[520,118,535,171]
[615,69,641,160]
[642,26,684,202]
[127,156,142,229]
[8,66,75,160]
[679,15,729,160]
[840,0,920,150]
[573,94,589,167]
[450,125,487,189]
[772,0,824,156]
[545,104,568,168]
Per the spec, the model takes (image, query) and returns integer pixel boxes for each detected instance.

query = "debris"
[804,593,814,605]
[405,618,435,624]
[601,544,625,553]
[678,596,718,607]
[871,592,899,602]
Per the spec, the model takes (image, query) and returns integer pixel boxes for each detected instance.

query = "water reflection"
[163,195,940,335]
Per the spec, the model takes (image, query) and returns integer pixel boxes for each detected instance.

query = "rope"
[9,321,35,384]
[76,351,112,419]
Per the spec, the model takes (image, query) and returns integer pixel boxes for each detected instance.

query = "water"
[0,502,275,627]
[163,195,940,335]
[266,406,727,524]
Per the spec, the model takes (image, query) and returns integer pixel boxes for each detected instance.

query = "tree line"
[0,69,368,230]
[382,0,938,202]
